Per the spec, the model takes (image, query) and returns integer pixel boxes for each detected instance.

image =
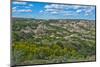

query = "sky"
[12,1,96,20]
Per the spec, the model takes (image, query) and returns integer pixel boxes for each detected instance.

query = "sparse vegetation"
[12,18,96,65]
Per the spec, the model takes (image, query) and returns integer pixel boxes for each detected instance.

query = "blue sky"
[12,1,96,20]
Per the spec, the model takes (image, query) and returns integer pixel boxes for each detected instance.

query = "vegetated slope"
[12,18,96,65]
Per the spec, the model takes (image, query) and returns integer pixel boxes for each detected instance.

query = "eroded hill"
[12,18,96,65]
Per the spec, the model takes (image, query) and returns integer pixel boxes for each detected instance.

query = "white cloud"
[73,5,87,9]
[85,7,95,13]
[44,4,67,9]
[40,10,43,13]
[74,6,95,16]
[84,6,95,16]
[24,5,34,8]
[44,4,84,14]
[50,11,58,14]
[43,4,95,17]
[44,4,92,11]
[29,4,33,7]
[13,2,27,5]
[45,5,89,10]
[64,13,79,16]
[44,4,55,9]
[73,6,82,9]
[45,9,55,12]
[12,2,34,13]
[12,7,17,10]
[73,6,95,15]
[19,9,32,12]
[44,4,68,14]
[76,9,82,13]
[85,13,89,16]
[12,9,32,13]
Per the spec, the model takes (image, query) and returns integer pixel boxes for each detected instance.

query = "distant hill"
[12,17,95,22]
